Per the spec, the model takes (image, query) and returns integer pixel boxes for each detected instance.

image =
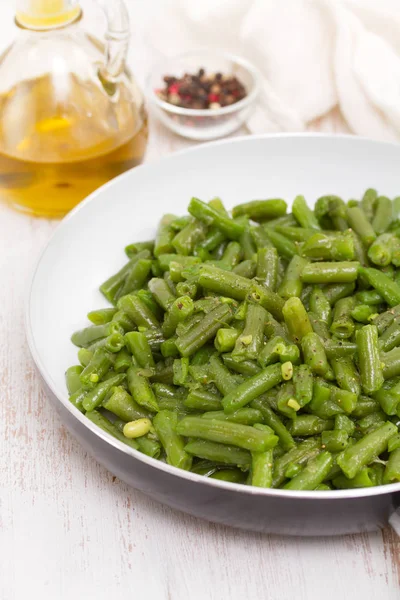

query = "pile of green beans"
[66,191,400,490]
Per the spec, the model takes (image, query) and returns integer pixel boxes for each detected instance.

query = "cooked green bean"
[284,451,333,490]
[356,325,384,394]
[232,199,287,222]
[337,421,397,478]
[372,196,392,235]
[153,410,192,470]
[346,206,376,247]
[282,297,313,343]
[68,191,400,491]
[222,364,282,413]
[256,246,279,290]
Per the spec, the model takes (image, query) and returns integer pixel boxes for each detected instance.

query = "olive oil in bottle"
[0,0,148,217]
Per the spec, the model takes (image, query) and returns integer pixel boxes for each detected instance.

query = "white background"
[0,1,399,599]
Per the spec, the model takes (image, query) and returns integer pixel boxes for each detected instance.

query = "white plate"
[26,133,400,513]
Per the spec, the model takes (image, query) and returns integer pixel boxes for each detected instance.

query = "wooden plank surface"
[0,2,399,598]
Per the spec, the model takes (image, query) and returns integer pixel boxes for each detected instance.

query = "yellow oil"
[0,73,148,217]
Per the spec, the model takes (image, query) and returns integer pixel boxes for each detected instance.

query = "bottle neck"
[16,0,81,30]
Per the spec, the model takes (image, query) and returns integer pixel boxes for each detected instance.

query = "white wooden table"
[1,2,399,598]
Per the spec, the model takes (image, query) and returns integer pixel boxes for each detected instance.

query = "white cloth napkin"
[143,0,400,140]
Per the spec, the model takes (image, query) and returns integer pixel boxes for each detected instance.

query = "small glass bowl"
[147,50,260,141]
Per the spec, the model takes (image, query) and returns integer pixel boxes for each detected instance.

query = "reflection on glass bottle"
[0,0,148,217]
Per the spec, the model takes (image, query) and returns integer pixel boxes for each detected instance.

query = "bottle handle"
[96,0,130,89]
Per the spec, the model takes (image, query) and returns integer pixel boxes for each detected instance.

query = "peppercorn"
[156,68,247,110]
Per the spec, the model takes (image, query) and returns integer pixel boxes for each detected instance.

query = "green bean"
[124,331,155,369]
[222,354,262,376]
[251,432,274,488]
[351,396,380,418]
[188,197,244,240]
[185,439,251,466]
[264,228,298,259]
[162,295,194,338]
[153,410,192,470]
[175,280,198,299]
[176,303,233,357]
[256,246,279,290]
[274,226,316,242]
[65,365,83,395]
[282,297,313,343]
[314,195,348,231]
[357,411,387,434]
[323,340,357,360]
[77,348,93,368]
[232,303,267,361]
[172,357,189,386]
[210,469,247,483]
[195,264,251,300]
[86,411,139,450]
[117,259,152,299]
[233,260,257,278]
[183,390,222,412]
[323,282,356,305]
[335,414,356,436]
[351,304,376,323]
[110,309,136,332]
[209,354,238,396]
[292,195,320,230]
[373,380,400,416]
[359,267,400,307]
[87,308,117,325]
[118,294,160,329]
[368,233,394,267]
[372,303,400,335]
[272,438,321,487]
[361,188,378,222]
[201,408,264,426]
[125,240,154,258]
[82,373,125,412]
[251,398,295,451]
[284,451,333,490]
[331,357,361,396]
[142,328,165,353]
[356,325,384,394]
[177,416,278,452]
[372,196,392,235]
[248,284,285,320]
[378,316,400,352]
[71,322,122,348]
[309,288,331,325]
[153,214,176,257]
[127,366,159,412]
[356,290,383,306]
[222,363,282,413]
[333,466,377,489]
[301,332,331,377]
[232,199,287,222]
[302,232,354,261]
[383,448,400,483]
[79,347,113,389]
[103,386,151,421]
[346,206,376,247]
[278,255,308,299]
[330,296,356,339]
[301,261,359,284]
[321,430,349,452]
[172,217,207,255]
[215,328,240,353]
[337,421,397,478]
[239,228,257,261]
[289,415,334,436]
[99,251,151,304]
